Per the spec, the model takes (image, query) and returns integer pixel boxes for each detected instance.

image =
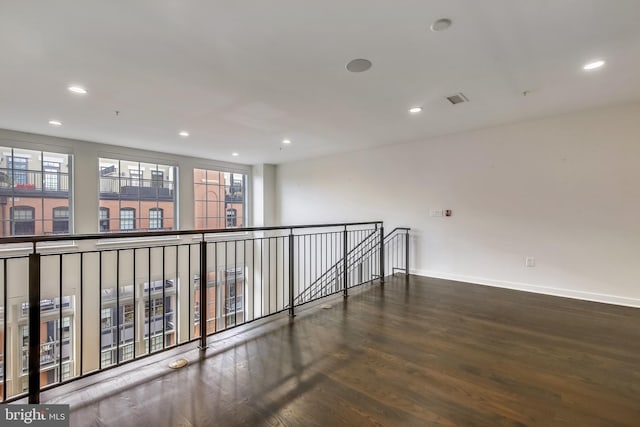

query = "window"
[7,156,28,185]
[11,206,35,235]
[148,335,164,352]
[122,304,134,323]
[99,207,110,232]
[120,343,134,362]
[19,311,75,388]
[101,308,112,329]
[226,208,237,227]
[98,158,176,232]
[101,351,113,368]
[120,208,135,231]
[43,161,60,191]
[52,207,69,234]
[61,363,71,380]
[149,208,163,229]
[151,170,164,188]
[194,169,246,229]
[0,147,72,237]
[129,169,141,187]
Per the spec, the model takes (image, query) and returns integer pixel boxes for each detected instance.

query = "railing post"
[289,230,295,317]
[199,238,208,350]
[343,228,348,298]
[405,229,410,278]
[28,246,41,404]
[379,226,385,284]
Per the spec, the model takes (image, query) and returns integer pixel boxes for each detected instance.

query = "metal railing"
[294,226,410,304]
[0,221,409,403]
[0,169,70,194]
[99,176,174,200]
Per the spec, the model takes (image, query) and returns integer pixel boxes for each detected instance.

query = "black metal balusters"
[289,230,295,317]
[28,246,41,403]
[198,238,207,350]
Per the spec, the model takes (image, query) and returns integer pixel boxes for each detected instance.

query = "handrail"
[0,221,383,245]
[297,227,411,303]
[385,227,410,239]
[293,227,380,302]
[339,227,410,275]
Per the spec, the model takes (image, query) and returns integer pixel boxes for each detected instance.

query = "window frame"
[43,161,61,191]
[226,208,237,228]
[193,168,247,230]
[52,206,70,234]
[10,206,35,236]
[119,208,136,231]
[98,158,177,233]
[99,207,110,232]
[0,146,72,238]
[149,207,163,230]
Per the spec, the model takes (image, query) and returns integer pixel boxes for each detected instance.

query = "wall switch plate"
[525,257,535,267]
[430,209,443,217]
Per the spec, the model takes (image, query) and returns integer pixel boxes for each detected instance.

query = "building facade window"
[43,161,61,191]
[120,208,135,231]
[99,282,176,370]
[18,299,74,389]
[0,146,72,237]
[10,206,35,235]
[99,207,110,232]
[7,156,28,184]
[129,169,141,187]
[151,170,163,188]
[226,208,237,227]
[98,158,176,232]
[52,206,69,234]
[149,208,163,230]
[193,169,246,229]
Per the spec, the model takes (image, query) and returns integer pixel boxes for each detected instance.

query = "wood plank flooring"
[48,275,640,426]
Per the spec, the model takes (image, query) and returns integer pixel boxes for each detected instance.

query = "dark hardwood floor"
[49,275,640,426]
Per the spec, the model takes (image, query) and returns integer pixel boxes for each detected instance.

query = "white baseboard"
[410,269,640,308]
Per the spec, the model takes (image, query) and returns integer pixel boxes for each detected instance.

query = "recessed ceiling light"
[179,131,189,137]
[68,85,87,94]
[583,60,605,70]
[282,139,291,144]
[48,120,62,126]
[232,152,239,157]
[346,58,372,73]
[431,18,452,32]
[409,107,423,114]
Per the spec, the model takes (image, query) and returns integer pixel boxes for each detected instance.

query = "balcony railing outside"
[0,221,409,403]
[99,176,174,200]
[0,169,69,195]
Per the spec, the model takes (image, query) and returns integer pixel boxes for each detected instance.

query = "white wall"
[251,164,277,227]
[275,102,640,307]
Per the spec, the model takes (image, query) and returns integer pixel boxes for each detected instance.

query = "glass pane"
[194,169,245,230]
[0,147,72,237]
[99,158,176,232]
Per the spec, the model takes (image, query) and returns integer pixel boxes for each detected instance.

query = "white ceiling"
[1,1,640,165]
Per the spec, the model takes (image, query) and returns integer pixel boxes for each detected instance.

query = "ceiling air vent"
[446,93,469,105]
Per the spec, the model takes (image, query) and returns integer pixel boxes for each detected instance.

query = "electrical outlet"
[525,257,535,267]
